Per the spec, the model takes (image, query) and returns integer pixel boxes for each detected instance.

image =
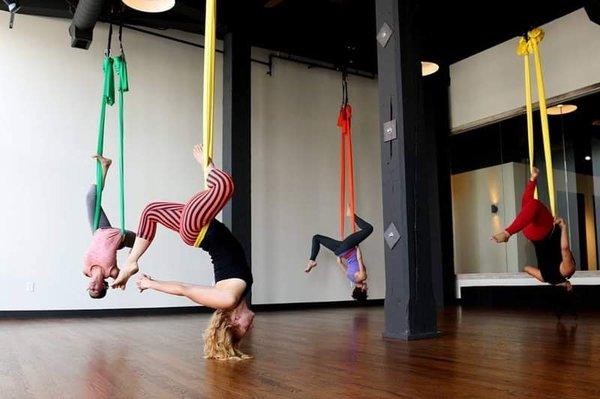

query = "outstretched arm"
[557,218,571,254]
[556,217,576,276]
[137,275,239,310]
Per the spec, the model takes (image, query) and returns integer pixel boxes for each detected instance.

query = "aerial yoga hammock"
[83,22,136,300]
[492,28,575,290]
[305,73,373,302]
[111,0,254,360]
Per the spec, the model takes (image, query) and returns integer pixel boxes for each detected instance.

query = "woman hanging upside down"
[492,167,576,291]
[111,145,254,360]
[305,211,373,301]
[83,155,136,299]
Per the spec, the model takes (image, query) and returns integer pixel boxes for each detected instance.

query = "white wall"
[0,15,384,310]
[0,16,215,311]
[450,8,600,129]
[251,51,384,304]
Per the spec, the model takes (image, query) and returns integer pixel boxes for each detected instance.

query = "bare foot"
[111,261,139,290]
[530,166,539,181]
[492,231,510,243]
[92,154,112,176]
[93,154,112,168]
[346,204,353,217]
[193,144,205,165]
[305,260,317,273]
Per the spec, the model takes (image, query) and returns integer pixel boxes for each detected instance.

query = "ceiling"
[1,0,587,73]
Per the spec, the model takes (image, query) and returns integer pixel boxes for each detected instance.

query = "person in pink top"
[83,155,136,299]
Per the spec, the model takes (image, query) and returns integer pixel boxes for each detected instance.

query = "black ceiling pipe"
[69,0,105,49]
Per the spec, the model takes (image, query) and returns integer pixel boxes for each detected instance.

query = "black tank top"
[200,220,253,296]
[532,226,566,285]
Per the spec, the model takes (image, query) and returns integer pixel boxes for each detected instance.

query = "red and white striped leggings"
[137,168,234,246]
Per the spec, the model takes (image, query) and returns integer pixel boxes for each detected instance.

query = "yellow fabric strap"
[194,223,210,248]
[194,0,217,248]
[530,35,555,216]
[523,54,537,199]
[202,0,216,175]
[517,28,555,215]
[516,36,529,56]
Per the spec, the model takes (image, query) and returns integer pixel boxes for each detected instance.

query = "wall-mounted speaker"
[585,0,600,25]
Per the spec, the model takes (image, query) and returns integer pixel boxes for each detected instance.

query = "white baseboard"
[455,271,600,299]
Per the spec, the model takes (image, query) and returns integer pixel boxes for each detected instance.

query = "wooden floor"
[1,306,599,399]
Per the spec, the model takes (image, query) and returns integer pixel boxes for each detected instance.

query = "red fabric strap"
[338,104,356,238]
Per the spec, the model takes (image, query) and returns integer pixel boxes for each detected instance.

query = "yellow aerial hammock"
[193,0,217,248]
[517,28,556,216]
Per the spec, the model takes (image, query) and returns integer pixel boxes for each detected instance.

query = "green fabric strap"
[114,56,128,235]
[93,56,128,235]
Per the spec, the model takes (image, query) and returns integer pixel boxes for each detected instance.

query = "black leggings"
[86,185,136,248]
[310,215,373,260]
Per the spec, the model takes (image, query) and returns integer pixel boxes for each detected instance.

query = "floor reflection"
[82,344,139,398]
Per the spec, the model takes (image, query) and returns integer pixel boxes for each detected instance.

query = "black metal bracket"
[266,53,376,80]
[5,1,20,29]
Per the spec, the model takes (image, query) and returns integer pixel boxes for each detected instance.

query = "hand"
[554,217,566,229]
[193,144,204,165]
[136,274,153,293]
[530,167,539,181]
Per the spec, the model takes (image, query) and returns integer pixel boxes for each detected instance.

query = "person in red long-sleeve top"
[492,167,576,291]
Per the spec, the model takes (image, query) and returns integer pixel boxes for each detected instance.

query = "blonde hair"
[203,309,252,360]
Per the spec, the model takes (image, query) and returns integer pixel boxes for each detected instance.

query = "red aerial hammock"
[338,72,357,239]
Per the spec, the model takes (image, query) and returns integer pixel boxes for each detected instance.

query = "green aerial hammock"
[93,23,129,235]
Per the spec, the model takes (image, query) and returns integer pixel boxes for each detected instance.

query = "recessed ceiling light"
[585,156,591,161]
[547,104,577,115]
[421,61,439,77]
[122,0,175,13]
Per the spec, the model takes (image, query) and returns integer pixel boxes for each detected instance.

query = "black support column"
[423,67,453,308]
[222,3,252,289]
[375,0,439,339]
